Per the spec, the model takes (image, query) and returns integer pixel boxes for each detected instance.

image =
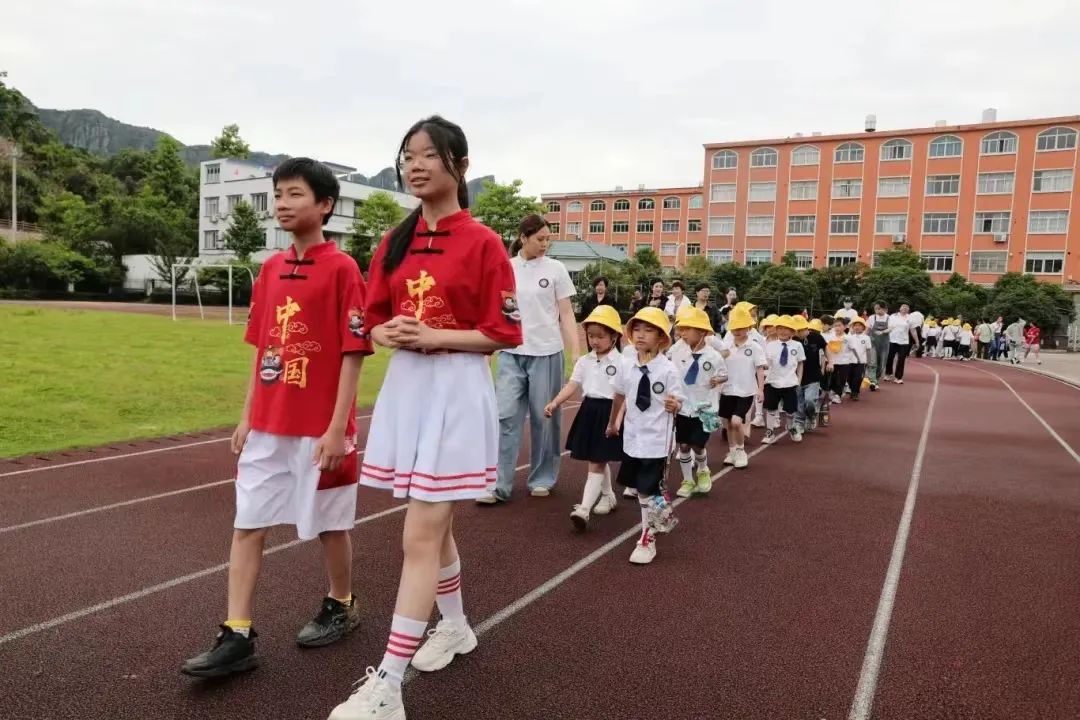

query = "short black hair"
[670,280,684,290]
[592,276,609,289]
[272,158,340,226]
[695,282,711,292]
[821,314,835,326]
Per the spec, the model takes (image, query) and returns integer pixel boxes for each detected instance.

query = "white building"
[197,158,418,263]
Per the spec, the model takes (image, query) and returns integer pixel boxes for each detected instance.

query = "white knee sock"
[677,450,693,481]
[436,559,466,627]
[766,410,780,430]
[378,614,427,686]
[581,472,604,510]
[694,450,708,472]
[601,465,613,495]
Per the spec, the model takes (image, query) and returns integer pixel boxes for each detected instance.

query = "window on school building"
[792,251,814,269]
[921,253,954,272]
[827,251,857,267]
[708,216,735,235]
[751,148,778,168]
[272,228,290,249]
[661,243,678,255]
[251,193,268,212]
[787,215,815,235]
[875,214,907,234]
[688,219,702,232]
[1028,210,1069,233]
[749,182,777,202]
[638,198,655,210]
[745,250,772,267]
[614,199,630,211]
[566,222,582,236]
[546,201,561,213]
[568,201,583,212]
[712,150,738,169]
[922,212,957,234]
[878,177,910,197]
[686,243,701,256]
[589,221,605,233]
[203,230,222,249]
[1033,169,1074,193]
[791,145,820,166]
[789,180,818,200]
[590,200,605,212]
[746,216,774,236]
[205,164,221,183]
[688,194,703,209]
[981,131,1017,155]
[1024,252,1065,274]
[829,214,859,234]
[1036,127,1077,152]
[612,221,629,233]
[970,251,1008,273]
[831,178,862,199]
[977,172,1014,194]
[636,220,654,233]
[834,142,864,163]
[549,222,560,234]
[204,197,219,217]
[710,183,736,203]
[708,249,733,264]
[663,197,681,210]
[227,194,242,212]
[881,139,913,160]
[926,174,960,196]
[929,135,962,157]
[974,211,1010,234]
[661,220,679,233]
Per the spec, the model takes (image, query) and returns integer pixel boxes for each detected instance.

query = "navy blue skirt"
[566,396,625,463]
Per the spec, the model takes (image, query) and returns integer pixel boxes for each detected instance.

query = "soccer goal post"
[171,262,255,325]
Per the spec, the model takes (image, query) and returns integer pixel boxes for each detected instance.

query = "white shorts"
[235,430,358,540]
[360,351,498,503]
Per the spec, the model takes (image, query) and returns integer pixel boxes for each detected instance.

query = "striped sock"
[378,614,427,686]
[436,560,466,627]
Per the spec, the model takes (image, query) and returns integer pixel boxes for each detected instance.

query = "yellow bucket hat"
[726,308,755,331]
[760,314,780,328]
[850,316,867,328]
[775,314,797,331]
[808,318,824,333]
[962,322,972,331]
[675,306,714,334]
[734,301,757,314]
[790,315,809,331]
[582,305,622,336]
[625,306,672,350]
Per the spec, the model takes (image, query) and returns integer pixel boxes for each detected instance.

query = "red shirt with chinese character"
[364,210,523,348]
[245,241,373,438]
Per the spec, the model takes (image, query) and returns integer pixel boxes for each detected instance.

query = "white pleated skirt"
[360,350,498,502]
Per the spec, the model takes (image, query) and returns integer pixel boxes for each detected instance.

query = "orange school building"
[543,114,1080,287]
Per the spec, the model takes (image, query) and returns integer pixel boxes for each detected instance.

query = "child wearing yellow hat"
[847,317,871,400]
[606,307,685,565]
[923,318,940,358]
[669,307,728,497]
[795,315,826,433]
[717,307,766,468]
[545,305,624,531]
[941,318,959,359]
[761,315,806,444]
[957,322,974,361]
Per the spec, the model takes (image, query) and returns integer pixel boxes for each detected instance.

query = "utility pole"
[9,143,16,242]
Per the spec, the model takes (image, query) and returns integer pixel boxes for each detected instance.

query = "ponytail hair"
[382,116,470,273]
[509,213,549,256]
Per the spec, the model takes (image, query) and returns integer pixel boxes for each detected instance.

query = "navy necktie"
[685,352,702,385]
[636,365,651,411]
[780,342,789,367]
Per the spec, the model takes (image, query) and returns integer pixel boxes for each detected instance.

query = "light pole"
[9,143,16,242]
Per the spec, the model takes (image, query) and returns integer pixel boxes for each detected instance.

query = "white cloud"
[3,0,1078,198]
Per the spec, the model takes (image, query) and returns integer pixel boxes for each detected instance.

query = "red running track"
[1,360,1078,720]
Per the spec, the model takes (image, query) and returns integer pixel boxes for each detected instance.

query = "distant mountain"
[34,105,494,200]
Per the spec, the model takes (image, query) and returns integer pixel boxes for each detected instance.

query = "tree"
[348,191,407,271]
[147,136,197,210]
[874,247,926,270]
[211,124,251,159]
[856,266,933,314]
[634,247,662,272]
[472,179,544,247]
[811,262,866,311]
[928,273,988,320]
[746,265,820,316]
[223,201,267,262]
[710,262,753,299]
[0,238,96,290]
[985,273,1076,333]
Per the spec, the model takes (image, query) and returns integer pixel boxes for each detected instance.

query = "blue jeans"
[494,351,564,499]
[795,383,820,429]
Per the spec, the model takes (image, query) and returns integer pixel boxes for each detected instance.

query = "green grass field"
[1,307,390,458]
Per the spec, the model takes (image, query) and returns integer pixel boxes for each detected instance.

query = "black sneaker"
[181,625,258,678]
[296,596,360,648]
[869,384,878,392]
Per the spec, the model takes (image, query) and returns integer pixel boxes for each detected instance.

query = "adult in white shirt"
[834,297,859,323]
[483,215,579,504]
[664,281,692,327]
[884,303,917,384]
[907,308,925,357]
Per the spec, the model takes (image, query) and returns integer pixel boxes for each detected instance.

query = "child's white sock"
[601,465,614,495]
[581,472,604,510]
[638,497,650,532]
[766,410,780,430]
[436,559,466,628]
[377,614,427,686]
[694,449,708,472]
[677,450,693,481]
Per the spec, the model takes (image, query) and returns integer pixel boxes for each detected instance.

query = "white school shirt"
[823,330,853,366]
[568,350,621,400]
[925,325,941,338]
[505,254,574,357]
[908,311,925,330]
[663,294,692,321]
[941,324,959,341]
[848,332,871,363]
[613,352,685,459]
[668,340,727,416]
[958,329,973,346]
[720,339,766,398]
[888,313,912,344]
[764,339,805,388]
[835,307,859,322]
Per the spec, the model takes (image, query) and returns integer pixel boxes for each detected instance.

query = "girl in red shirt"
[1023,323,1042,364]
[327,117,522,720]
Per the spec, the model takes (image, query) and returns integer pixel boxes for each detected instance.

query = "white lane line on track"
[967,365,1080,465]
[974,357,1080,392]
[0,455,563,647]
[848,364,940,720]
[0,413,374,478]
[0,404,581,534]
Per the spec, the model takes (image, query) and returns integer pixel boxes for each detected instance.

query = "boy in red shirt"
[182,158,373,678]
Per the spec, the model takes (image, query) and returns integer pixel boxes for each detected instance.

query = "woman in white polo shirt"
[479,214,580,504]
[884,302,917,384]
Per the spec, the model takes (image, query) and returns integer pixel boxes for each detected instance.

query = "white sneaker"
[831,393,842,405]
[895,379,904,385]
[570,505,590,531]
[328,668,405,720]
[410,619,477,672]
[723,450,736,466]
[593,493,618,515]
[733,448,749,469]
[629,535,657,565]
[750,417,766,428]
[789,428,803,443]
[761,429,777,445]
[622,487,638,499]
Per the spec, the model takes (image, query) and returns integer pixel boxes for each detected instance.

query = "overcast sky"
[5,0,1079,198]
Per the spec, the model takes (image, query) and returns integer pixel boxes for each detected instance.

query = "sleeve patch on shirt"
[500,291,521,323]
[348,307,366,339]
